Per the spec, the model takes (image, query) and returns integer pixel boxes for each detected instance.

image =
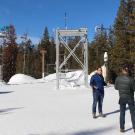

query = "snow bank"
[42,73,56,81]
[7,70,95,86]
[42,71,83,82]
[8,65,106,86]
[56,70,94,88]
[8,74,36,85]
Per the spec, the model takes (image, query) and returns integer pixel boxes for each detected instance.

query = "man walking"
[90,67,107,118]
[115,65,135,133]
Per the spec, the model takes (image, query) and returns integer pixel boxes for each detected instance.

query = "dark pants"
[119,99,135,129]
[92,92,104,114]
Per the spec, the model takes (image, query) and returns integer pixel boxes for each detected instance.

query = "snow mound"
[42,70,97,88]
[8,74,36,85]
[7,65,106,86]
[43,73,56,81]
[65,70,85,87]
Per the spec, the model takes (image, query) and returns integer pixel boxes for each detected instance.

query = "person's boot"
[120,128,125,133]
[92,113,97,119]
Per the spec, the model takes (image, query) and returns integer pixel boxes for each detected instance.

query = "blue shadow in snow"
[69,126,115,135]
[0,91,14,94]
[0,107,23,114]
[105,107,129,117]
[104,109,120,116]
[31,126,115,135]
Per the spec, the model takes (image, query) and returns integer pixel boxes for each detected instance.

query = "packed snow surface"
[0,70,134,135]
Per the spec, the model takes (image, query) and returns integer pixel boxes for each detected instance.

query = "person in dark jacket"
[90,67,107,118]
[115,65,135,133]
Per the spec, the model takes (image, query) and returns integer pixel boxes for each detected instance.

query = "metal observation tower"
[55,28,88,89]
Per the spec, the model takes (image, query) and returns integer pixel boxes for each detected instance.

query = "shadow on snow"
[0,107,24,114]
[0,91,14,94]
[29,126,115,135]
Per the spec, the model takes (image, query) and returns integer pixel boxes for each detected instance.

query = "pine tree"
[109,0,135,77]
[33,48,42,78]
[16,44,24,73]
[39,27,50,50]
[88,41,97,73]
[107,26,115,48]
[127,0,135,64]
[38,26,51,75]
[109,0,127,74]
[24,39,34,75]
[47,37,56,74]
[2,25,18,82]
[90,25,109,68]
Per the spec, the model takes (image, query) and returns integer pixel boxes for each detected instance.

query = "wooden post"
[40,50,46,78]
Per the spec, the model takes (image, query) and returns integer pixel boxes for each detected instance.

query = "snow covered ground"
[0,71,134,135]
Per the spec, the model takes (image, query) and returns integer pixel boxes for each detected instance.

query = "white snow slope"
[0,71,134,135]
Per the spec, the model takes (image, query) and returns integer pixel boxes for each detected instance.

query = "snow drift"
[8,64,106,86]
[8,74,36,85]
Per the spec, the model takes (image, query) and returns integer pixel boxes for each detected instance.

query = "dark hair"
[96,66,102,70]
[122,64,129,72]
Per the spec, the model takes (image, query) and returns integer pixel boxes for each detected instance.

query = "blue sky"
[0,0,120,43]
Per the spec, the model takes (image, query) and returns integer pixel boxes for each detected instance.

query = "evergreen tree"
[127,0,135,64]
[38,26,51,75]
[109,0,135,77]
[107,26,115,48]
[2,25,18,82]
[33,49,42,78]
[24,39,34,75]
[16,44,24,73]
[89,25,109,69]
[88,41,97,73]
[38,27,50,50]
[47,37,56,74]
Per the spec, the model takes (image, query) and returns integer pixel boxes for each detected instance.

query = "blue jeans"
[119,99,135,129]
[92,92,104,114]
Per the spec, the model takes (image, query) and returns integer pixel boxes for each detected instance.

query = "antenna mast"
[64,12,67,29]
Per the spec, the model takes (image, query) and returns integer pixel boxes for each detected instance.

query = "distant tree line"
[0,26,56,82]
[0,0,134,83]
